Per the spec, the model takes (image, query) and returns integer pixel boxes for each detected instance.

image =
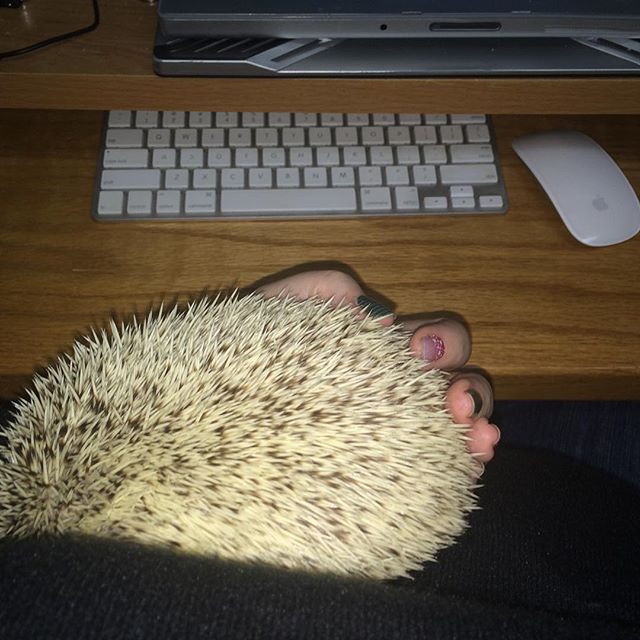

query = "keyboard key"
[185,190,216,214]
[229,128,251,147]
[156,190,181,215]
[450,114,486,124]
[479,195,505,209]
[385,165,410,186]
[289,147,313,167]
[105,129,143,148]
[221,168,245,188]
[331,166,355,187]
[97,190,124,215]
[396,146,420,165]
[165,169,190,189]
[361,187,392,211]
[304,167,328,187]
[335,127,358,146]
[276,167,300,188]
[370,146,394,165]
[235,148,259,167]
[412,165,437,186]
[162,111,186,128]
[216,112,239,127]
[256,128,279,147]
[424,114,448,125]
[398,114,422,125]
[450,144,494,164]
[440,164,498,185]
[103,149,149,168]
[248,168,273,188]
[268,112,291,127]
[127,190,153,215]
[361,127,385,145]
[201,129,225,147]
[387,126,411,145]
[152,148,176,168]
[221,188,357,214]
[208,148,232,168]
[180,148,204,168]
[107,110,131,128]
[321,113,343,126]
[394,186,420,210]
[439,125,464,144]
[358,166,383,186]
[344,146,367,166]
[135,111,159,128]
[175,129,198,148]
[424,196,448,210]
[294,112,317,127]
[193,169,217,189]
[189,111,212,128]
[316,147,340,166]
[451,197,476,210]
[308,127,332,146]
[450,185,475,198]
[466,124,491,143]
[101,169,161,190]
[413,126,437,145]
[241,112,265,127]
[262,148,286,167]
[346,114,369,126]
[147,129,171,148]
[422,145,448,164]
[281,128,305,147]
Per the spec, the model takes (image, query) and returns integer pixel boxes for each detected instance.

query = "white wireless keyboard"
[93,111,508,220]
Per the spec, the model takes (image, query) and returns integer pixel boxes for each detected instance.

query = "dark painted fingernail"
[357,295,394,319]
[422,334,445,362]
[466,388,483,417]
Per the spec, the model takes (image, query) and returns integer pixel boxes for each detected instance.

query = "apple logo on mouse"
[592,195,609,212]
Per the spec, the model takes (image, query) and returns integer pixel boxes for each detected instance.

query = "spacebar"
[221,188,357,214]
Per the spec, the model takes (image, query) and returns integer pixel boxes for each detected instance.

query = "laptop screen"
[158,1,640,38]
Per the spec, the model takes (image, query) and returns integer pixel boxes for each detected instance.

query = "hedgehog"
[0,293,478,580]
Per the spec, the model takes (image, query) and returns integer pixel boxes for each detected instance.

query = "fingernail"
[492,425,501,446]
[356,295,394,319]
[476,462,486,478]
[465,388,483,417]
[422,334,445,362]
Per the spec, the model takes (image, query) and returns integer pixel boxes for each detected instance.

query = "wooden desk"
[1,2,639,400]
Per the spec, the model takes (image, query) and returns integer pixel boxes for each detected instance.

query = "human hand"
[257,269,500,469]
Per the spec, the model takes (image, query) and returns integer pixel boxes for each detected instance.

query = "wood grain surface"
[1,0,640,113]
[0,110,639,400]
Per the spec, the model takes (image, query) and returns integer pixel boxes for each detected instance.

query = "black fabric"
[1,446,639,639]
[1,401,640,638]
[494,401,640,488]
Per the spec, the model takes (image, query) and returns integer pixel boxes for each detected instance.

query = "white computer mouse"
[512,130,640,247]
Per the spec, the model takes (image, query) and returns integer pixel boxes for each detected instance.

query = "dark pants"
[1,401,639,639]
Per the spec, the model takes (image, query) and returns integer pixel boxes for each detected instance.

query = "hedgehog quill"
[0,294,478,580]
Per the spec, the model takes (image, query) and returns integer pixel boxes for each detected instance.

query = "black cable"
[0,0,100,60]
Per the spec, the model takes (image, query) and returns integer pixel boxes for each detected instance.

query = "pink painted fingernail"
[422,334,445,362]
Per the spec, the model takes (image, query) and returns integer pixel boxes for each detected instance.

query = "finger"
[467,417,501,463]
[257,270,395,325]
[256,270,364,306]
[398,318,471,371]
[447,373,494,421]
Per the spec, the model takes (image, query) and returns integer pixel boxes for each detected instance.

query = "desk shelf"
[1,0,639,113]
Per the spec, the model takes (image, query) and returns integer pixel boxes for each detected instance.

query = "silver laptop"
[157,1,640,40]
[154,1,640,76]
